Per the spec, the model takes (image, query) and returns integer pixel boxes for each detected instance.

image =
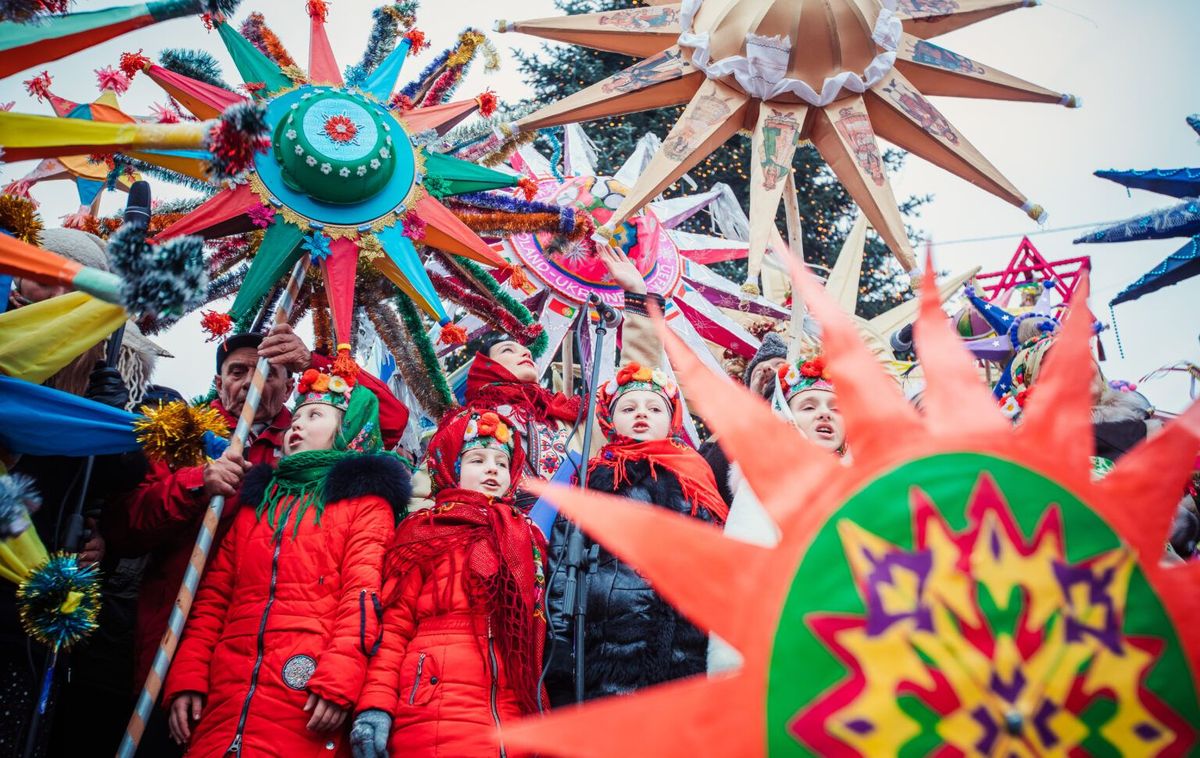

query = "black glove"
[85,362,130,409]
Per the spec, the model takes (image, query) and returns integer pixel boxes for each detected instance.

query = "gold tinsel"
[358,234,385,262]
[0,195,44,245]
[133,400,229,470]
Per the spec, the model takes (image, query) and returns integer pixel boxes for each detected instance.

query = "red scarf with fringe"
[589,382,728,523]
[387,409,547,713]
[464,352,581,424]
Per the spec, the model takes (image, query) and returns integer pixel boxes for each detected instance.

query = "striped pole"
[117,257,308,758]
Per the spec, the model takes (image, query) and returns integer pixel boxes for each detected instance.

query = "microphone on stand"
[589,292,621,327]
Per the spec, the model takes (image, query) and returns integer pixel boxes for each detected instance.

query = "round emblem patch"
[282,654,316,690]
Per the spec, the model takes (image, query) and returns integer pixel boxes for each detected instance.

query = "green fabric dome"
[272,89,397,205]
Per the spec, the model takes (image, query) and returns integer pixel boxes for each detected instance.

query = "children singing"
[351,409,548,757]
[163,360,410,756]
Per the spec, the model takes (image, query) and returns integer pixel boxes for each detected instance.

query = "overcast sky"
[2,0,1197,412]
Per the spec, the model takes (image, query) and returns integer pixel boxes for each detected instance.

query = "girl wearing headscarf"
[163,360,411,756]
[543,362,728,704]
[708,354,845,673]
[351,409,549,758]
[462,247,662,482]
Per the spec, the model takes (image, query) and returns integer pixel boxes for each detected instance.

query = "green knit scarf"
[255,449,354,539]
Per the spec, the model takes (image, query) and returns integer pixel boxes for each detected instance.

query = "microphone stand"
[560,294,613,703]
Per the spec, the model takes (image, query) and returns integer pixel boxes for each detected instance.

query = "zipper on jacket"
[226,531,285,754]
[407,652,427,705]
[487,619,507,758]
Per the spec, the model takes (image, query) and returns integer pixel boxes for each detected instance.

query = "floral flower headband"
[777,356,834,402]
[462,411,514,455]
[607,362,679,408]
[295,347,359,412]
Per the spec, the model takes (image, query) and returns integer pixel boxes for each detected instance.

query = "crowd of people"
[2,227,1196,758]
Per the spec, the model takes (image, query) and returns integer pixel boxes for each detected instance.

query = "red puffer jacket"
[164,455,410,757]
[358,494,547,757]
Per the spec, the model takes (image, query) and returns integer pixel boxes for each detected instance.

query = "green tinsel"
[394,294,455,409]
[115,156,217,196]
[159,48,231,90]
[452,257,548,358]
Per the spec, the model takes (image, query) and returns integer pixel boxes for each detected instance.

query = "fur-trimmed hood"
[240,453,411,521]
[1092,389,1151,424]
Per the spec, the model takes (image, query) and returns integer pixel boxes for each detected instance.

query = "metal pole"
[564,297,608,703]
[116,257,308,758]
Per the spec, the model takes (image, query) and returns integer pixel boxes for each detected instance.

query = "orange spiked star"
[504,252,1200,756]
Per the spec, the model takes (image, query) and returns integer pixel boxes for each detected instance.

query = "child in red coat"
[351,409,548,757]
[163,360,410,756]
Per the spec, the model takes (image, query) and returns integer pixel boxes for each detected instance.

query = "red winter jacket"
[110,355,408,687]
[111,400,290,688]
[163,456,405,757]
[359,499,546,757]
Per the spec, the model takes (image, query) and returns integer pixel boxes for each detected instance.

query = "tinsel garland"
[159,48,231,90]
[18,555,101,651]
[208,235,256,277]
[206,262,248,302]
[109,224,207,316]
[0,473,40,540]
[428,268,529,339]
[0,0,70,23]
[0,195,44,245]
[393,294,455,412]
[541,129,565,182]
[447,192,593,241]
[452,190,576,224]
[200,0,241,16]
[440,102,534,152]
[437,253,547,357]
[421,64,467,108]
[452,210,570,237]
[311,288,334,354]
[398,49,449,101]
[133,400,229,469]
[343,2,419,86]
[204,102,270,180]
[240,12,296,68]
[365,299,451,418]
[112,155,218,195]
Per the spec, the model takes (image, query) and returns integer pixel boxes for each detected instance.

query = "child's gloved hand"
[350,709,391,758]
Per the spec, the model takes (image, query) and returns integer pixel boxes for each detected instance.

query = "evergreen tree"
[513,0,929,318]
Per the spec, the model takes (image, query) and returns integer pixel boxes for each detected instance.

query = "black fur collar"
[240,453,411,520]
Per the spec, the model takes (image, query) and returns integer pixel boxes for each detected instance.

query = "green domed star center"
[273,89,398,205]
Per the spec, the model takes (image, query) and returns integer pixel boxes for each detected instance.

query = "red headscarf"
[388,409,546,713]
[590,364,728,523]
[464,352,582,424]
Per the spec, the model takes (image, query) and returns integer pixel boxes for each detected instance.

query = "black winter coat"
[542,458,720,706]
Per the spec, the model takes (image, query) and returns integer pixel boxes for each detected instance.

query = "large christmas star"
[502,253,1200,756]
[498,0,1078,290]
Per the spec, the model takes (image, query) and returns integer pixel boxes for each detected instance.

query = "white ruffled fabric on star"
[677,0,901,106]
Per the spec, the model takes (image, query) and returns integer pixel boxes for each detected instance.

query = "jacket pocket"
[359,590,383,657]
[403,650,441,707]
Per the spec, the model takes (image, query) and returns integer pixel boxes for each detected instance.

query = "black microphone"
[589,293,621,327]
[123,180,152,230]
